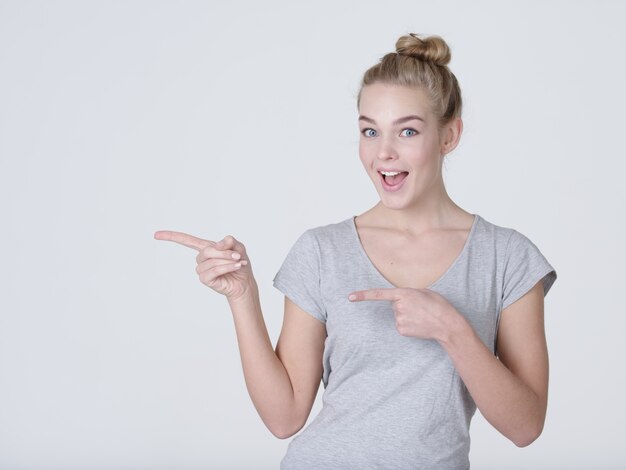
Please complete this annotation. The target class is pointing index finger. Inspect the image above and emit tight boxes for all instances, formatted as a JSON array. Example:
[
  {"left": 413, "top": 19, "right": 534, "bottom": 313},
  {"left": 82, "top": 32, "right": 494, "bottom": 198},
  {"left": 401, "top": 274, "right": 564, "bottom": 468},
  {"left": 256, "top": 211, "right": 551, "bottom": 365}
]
[
  {"left": 348, "top": 288, "right": 402, "bottom": 302},
  {"left": 154, "top": 230, "right": 209, "bottom": 251}
]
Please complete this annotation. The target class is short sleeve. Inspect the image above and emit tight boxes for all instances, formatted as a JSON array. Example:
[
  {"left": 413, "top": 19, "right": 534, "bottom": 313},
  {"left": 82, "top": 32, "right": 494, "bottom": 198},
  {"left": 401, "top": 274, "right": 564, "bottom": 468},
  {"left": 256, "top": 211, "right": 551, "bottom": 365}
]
[
  {"left": 501, "top": 229, "right": 557, "bottom": 311},
  {"left": 272, "top": 229, "right": 327, "bottom": 324}
]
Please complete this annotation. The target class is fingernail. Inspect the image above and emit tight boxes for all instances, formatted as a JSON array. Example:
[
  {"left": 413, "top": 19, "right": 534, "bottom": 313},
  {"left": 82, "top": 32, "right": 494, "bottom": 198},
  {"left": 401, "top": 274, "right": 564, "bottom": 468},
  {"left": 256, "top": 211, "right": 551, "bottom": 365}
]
[
  {"left": 348, "top": 294, "right": 356, "bottom": 301},
  {"left": 231, "top": 252, "right": 241, "bottom": 260}
]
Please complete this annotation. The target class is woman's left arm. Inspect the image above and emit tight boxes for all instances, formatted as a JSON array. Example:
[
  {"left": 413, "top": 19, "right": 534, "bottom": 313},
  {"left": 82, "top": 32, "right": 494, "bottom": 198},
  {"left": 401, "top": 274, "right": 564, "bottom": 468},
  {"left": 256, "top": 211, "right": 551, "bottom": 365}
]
[
  {"left": 348, "top": 279, "right": 549, "bottom": 447},
  {"left": 440, "top": 280, "right": 548, "bottom": 447}
]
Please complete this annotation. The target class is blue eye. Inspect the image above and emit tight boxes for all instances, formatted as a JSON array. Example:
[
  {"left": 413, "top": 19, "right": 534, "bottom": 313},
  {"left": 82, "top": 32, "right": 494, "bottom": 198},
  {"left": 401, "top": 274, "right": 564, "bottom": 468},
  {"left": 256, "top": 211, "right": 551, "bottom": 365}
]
[
  {"left": 401, "top": 128, "right": 418, "bottom": 137},
  {"left": 361, "top": 128, "right": 377, "bottom": 137}
]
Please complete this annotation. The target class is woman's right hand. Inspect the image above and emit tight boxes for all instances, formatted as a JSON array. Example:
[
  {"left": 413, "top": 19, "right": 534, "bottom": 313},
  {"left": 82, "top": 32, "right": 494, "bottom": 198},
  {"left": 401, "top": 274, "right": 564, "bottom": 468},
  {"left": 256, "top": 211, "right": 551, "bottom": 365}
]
[{"left": 154, "top": 230, "right": 254, "bottom": 301}]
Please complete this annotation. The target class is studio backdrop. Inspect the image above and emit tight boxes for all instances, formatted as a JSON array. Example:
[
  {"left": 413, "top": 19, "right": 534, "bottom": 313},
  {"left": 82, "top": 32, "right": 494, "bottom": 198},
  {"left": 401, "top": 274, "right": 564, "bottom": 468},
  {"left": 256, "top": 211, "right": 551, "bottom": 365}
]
[{"left": 0, "top": 1, "right": 624, "bottom": 469}]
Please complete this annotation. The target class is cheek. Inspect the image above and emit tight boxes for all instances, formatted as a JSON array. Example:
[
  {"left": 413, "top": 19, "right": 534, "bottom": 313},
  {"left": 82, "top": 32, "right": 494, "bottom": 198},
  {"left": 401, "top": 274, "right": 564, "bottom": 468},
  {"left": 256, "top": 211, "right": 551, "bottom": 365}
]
[{"left": 407, "top": 139, "right": 441, "bottom": 166}]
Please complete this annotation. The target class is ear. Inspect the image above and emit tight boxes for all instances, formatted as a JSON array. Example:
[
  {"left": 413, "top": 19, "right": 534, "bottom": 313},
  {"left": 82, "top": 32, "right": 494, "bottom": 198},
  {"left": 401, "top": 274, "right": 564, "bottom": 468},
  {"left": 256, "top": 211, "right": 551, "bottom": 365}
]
[{"left": 439, "top": 117, "right": 463, "bottom": 156}]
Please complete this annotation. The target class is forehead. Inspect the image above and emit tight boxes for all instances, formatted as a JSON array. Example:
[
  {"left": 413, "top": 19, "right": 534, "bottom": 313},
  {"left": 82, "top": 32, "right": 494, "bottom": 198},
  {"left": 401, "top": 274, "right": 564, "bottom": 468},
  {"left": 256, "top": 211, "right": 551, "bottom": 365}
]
[{"left": 358, "top": 83, "right": 433, "bottom": 121}]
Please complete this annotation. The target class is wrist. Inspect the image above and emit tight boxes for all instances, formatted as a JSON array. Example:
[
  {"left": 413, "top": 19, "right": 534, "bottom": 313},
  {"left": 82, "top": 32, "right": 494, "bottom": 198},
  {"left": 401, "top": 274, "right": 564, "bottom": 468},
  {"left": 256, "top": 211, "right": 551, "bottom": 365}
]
[
  {"left": 437, "top": 310, "right": 474, "bottom": 350},
  {"left": 227, "top": 281, "right": 258, "bottom": 306}
]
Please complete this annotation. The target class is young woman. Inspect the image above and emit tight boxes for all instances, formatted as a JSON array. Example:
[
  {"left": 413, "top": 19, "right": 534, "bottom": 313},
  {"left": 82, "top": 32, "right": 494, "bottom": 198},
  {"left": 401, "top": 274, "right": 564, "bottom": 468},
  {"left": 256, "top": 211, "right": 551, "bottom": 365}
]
[{"left": 155, "top": 33, "right": 557, "bottom": 469}]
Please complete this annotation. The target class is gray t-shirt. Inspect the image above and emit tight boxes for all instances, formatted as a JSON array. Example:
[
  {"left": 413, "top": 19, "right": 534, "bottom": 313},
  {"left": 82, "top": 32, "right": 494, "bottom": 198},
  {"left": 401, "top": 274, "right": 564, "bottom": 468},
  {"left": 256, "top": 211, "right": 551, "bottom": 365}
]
[{"left": 272, "top": 213, "right": 557, "bottom": 469}]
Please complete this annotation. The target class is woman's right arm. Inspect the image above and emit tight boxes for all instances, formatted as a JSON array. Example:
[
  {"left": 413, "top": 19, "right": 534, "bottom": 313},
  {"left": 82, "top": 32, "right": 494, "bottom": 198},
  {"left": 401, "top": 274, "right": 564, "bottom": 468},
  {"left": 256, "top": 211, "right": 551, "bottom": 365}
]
[
  {"left": 154, "top": 230, "right": 326, "bottom": 439},
  {"left": 228, "top": 282, "right": 326, "bottom": 439}
]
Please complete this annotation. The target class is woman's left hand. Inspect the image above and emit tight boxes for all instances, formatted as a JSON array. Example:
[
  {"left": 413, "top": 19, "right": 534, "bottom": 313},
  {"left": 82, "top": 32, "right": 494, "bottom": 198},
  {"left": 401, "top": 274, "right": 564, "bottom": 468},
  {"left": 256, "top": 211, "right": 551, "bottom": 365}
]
[{"left": 348, "top": 287, "right": 464, "bottom": 342}]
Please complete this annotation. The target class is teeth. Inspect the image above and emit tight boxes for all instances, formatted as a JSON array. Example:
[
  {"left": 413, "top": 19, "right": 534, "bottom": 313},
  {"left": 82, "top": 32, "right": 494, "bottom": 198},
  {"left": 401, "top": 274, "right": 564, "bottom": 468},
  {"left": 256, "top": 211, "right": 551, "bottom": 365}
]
[{"left": 380, "top": 171, "right": 402, "bottom": 176}]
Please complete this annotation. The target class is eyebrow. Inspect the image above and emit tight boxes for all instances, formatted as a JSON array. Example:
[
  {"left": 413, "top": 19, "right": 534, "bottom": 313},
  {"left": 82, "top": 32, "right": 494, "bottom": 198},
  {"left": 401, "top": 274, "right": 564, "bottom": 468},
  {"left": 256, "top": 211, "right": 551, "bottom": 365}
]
[{"left": 358, "top": 114, "right": 425, "bottom": 125}]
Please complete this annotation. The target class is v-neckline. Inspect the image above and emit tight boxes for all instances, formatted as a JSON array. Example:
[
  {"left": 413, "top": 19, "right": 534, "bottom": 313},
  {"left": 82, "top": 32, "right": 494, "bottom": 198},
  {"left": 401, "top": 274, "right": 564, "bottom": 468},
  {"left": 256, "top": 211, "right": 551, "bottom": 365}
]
[{"left": 349, "top": 213, "right": 480, "bottom": 290}]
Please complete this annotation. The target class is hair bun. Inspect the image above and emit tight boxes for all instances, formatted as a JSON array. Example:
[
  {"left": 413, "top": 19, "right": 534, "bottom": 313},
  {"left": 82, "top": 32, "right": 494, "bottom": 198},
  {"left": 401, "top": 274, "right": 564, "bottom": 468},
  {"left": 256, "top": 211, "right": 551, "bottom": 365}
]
[{"left": 395, "top": 33, "right": 451, "bottom": 66}]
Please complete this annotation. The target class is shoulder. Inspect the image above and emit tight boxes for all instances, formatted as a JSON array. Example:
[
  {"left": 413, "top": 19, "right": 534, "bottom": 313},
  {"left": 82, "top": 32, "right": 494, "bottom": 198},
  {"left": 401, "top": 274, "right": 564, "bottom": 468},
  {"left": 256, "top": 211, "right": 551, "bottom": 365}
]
[
  {"left": 482, "top": 215, "right": 558, "bottom": 310},
  {"left": 474, "top": 214, "right": 544, "bottom": 252},
  {"left": 301, "top": 216, "right": 354, "bottom": 247},
  {"left": 280, "top": 216, "right": 353, "bottom": 263},
  {"left": 470, "top": 214, "right": 519, "bottom": 255},
  {"left": 482, "top": 216, "right": 549, "bottom": 261},
  {"left": 474, "top": 218, "right": 549, "bottom": 275}
]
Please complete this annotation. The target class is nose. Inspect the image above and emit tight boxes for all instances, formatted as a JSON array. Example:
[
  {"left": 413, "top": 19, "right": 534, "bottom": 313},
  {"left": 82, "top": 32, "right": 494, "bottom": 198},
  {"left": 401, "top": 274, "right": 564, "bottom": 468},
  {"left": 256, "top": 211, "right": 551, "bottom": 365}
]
[{"left": 377, "top": 135, "right": 398, "bottom": 161}]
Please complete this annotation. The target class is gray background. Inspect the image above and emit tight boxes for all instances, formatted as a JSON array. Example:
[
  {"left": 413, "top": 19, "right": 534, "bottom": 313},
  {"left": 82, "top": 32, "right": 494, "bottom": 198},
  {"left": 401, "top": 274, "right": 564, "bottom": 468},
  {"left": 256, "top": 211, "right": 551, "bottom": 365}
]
[{"left": 1, "top": 1, "right": 624, "bottom": 468}]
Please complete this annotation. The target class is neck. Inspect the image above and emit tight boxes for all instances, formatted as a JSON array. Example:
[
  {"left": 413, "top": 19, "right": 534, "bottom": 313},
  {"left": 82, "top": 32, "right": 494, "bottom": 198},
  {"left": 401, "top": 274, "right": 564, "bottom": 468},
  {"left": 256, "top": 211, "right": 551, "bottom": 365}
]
[{"left": 366, "top": 185, "right": 469, "bottom": 236}]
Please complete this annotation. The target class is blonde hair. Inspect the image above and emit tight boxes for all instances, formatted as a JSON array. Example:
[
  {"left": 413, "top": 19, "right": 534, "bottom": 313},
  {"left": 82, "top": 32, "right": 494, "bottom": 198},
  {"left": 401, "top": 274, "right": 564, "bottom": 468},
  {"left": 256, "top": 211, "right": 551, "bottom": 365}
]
[{"left": 357, "top": 33, "right": 463, "bottom": 129}]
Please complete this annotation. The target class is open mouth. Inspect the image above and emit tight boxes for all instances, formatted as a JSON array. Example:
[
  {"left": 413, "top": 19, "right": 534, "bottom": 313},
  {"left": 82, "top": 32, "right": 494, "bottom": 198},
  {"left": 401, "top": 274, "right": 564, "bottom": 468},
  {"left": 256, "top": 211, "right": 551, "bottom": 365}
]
[{"left": 379, "top": 171, "right": 409, "bottom": 187}]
